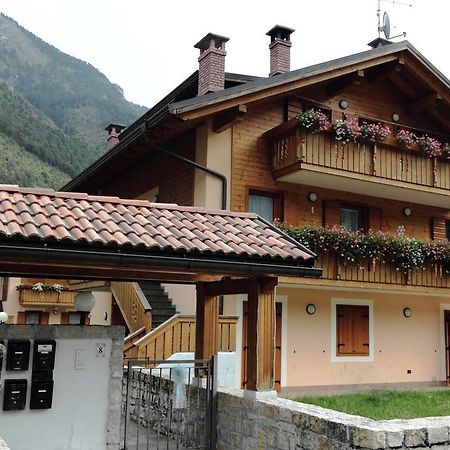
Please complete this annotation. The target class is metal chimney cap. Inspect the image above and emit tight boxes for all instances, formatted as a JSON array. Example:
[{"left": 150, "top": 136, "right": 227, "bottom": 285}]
[
  {"left": 194, "top": 33, "right": 230, "bottom": 51},
  {"left": 266, "top": 25, "right": 295, "bottom": 41}
]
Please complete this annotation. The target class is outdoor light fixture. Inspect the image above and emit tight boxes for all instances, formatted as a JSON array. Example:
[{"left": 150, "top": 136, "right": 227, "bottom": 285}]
[
  {"left": 74, "top": 292, "right": 95, "bottom": 313},
  {"left": 391, "top": 112, "right": 400, "bottom": 122},
  {"left": 0, "top": 311, "right": 8, "bottom": 324},
  {"left": 308, "top": 192, "right": 318, "bottom": 202},
  {"left": 403, "top": 207, "right": 412, "bottom": 217},
  {"left": 306, "top": 303, "right": 316, "bottom": 315},
  {"left": 403, "top": 307, "right": 412, "bottom": 318},
  {"left": 339, "top": 99, "right": 348, "bottom": 110}
]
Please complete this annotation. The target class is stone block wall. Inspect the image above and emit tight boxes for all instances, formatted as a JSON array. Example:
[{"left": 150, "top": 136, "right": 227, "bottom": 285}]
[{"left": 216, "top": 389, "right": 450, "bottom": 450}]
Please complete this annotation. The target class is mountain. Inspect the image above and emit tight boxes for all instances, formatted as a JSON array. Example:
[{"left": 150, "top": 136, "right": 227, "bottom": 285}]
[{"left": 0, "top": 13, "right": 146, "bottom": 188}]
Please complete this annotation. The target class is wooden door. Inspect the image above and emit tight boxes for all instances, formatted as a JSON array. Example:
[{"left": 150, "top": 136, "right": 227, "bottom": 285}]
[
  {"left": 445, "top": 311, "right": 450, "bottom": 385},
  {"left": 241, "top": 301, "right": 282, "bottom": 391}
]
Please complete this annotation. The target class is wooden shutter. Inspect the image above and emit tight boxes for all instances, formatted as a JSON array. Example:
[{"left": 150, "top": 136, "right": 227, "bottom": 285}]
[
  {"left": 39, "top": 312, "right": 50, "bottom": 325},
  {"left": 369, "top": 208, "right": 382, "bottom": 231},
  {"left": 324, "top": 201, "right": 340, "bottom": 228},
  {"left": 60, "top": 312, "right": 70, "bottom": 325},
  {"left": 432, "top": 217, "right": 446, "bottom": 240},
  {"left": 336, "top": 305, "right": 369, "bottom": 356},
  {"left": 17, "top": 311, "right": 26, "bottom": 324}
]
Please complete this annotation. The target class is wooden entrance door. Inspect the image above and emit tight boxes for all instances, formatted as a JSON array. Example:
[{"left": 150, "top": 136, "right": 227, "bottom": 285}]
[
  {"left": 445, "top": 311, "right": 450, "bottom": 385},
  {"left": 242, "top": 301, "right": 282, "bottom": 391}
]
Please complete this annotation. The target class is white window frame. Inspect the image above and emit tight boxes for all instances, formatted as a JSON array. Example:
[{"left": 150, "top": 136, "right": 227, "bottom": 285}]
[{"left": 331, "top": 298, "right": 374, "bottom": 363}]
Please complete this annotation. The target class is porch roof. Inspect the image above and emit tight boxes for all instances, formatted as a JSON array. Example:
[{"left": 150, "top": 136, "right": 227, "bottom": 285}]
[{"left": 0, "top": 185, "right": 319, "bottom": 281}]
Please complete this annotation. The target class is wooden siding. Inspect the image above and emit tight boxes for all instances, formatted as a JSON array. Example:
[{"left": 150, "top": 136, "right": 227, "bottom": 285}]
[{"left": 102, "top": 132, "right": 196, "bottom": 206}]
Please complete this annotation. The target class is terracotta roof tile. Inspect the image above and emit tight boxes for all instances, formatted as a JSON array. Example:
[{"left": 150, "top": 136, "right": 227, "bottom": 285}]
[{"left": 0, "top": 185, "right": 315, "bottom": 265}]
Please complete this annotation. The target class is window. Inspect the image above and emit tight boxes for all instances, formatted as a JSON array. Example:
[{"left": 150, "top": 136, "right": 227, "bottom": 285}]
[
  {"left": 331, "top": 299, "right": 374, "bottom": 362},
  {"left": 340, "top": 208, "right": 359, "bottom": 232},
  {"left": 249, "top": 194, "right": 274, "bottom": 221},
  {"left": 25, "top": 311, "right": 40, "bottom": 325},
  {"left": 248, "top": 191, "right": 283, "bottom": 222},
  {"left": 336, "top": 305, "right": 369, "bottom": 356}
]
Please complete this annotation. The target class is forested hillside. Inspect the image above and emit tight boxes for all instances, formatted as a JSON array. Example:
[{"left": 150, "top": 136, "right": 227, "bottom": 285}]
[{"left": 0, "top": 13, "right": 146, "bottom": 188}]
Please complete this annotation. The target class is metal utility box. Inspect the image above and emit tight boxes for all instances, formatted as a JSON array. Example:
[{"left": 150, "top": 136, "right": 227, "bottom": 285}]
[
  {"left": 3, "top": 379, "right": 27, "bottom": 411},
  {"left": 6, "top": 340, "right": 30, "bottom": 371},
  {"left": 32, "top": 340, "right": 56, "bottom": 372},
  {"left": 30, "top": 380, "right": 54, "bottom": 410}
]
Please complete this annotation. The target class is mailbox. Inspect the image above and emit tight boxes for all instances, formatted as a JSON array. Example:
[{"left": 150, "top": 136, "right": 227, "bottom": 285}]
[
  {"left": 3, "top": 379, "right": 27, "bottom": 411},
  {"left": 30, "top": 380, "right": 54, "bottom": 410},
  {"left": 6, "top": 340, "right": 30, "bottom": 371},
  {"left": 33, "top": 340, "right": 56, "bottom": 371}
]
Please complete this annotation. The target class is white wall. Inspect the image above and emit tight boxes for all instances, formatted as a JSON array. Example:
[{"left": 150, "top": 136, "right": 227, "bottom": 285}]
[{"left": 0, "top": 337, "right": 113, "bottom": 450}]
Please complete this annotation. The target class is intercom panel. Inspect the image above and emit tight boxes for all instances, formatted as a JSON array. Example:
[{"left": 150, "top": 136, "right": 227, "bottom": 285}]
[
  {"left": 6, "top": 340, "right": 30, "bottom": 371},
  {"left": 30, "top": 380, "right": 54, "bottom": 410},
  {"left": 3, "top": 379, "right": 27, "bottom": 411},
  {"left": 33, "top": 339, "right": 56, "bottom": 372}
]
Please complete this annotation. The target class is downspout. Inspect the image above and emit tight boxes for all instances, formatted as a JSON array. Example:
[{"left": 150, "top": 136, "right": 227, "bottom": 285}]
[{"left": 152, "top": 145, "right": 228, "bottom": 210}]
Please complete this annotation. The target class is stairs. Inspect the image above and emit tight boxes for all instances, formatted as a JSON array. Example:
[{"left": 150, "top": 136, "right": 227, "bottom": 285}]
[{"left": 139, "top": 281, "right": 177, "bottom": 329}]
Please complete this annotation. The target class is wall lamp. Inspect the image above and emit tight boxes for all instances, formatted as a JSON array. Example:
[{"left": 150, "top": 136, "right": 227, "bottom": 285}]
[
  {"left": 339, "top": 99, "right": 349, "bottom": 110},
  {"left": 403, "top": 307, "right": 412, "bottom": 318},
  {"left": 0, "top": 311, "right": 8, "bottom": 324},
  {"left": 306, "top": 304, "right": 316, "bottom": 315},
  {"left": 403, "top": 207, "right": 412, "bottom": 217}
]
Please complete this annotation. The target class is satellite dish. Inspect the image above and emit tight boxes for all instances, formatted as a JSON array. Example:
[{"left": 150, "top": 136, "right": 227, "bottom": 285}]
[{"left": 382, "top": 12, "right": 391, "bottom": 39}]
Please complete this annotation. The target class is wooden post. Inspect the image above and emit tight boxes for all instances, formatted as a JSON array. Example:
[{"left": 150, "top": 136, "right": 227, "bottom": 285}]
[
  {"left": 195, "top": 282, "right": 219, "bottom": 360},
  {"left": 246, "top": 277, "right": 278, "bottom": 391}
]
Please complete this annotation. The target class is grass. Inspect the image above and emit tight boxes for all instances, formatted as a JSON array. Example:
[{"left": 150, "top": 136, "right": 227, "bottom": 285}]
[{"left": 294, "top": 390, "right": 450, "bottom": 420}]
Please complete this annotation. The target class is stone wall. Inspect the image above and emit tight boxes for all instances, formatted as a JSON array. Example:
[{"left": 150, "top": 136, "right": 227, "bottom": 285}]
[
  {"left": 216, "top": 389, "right": 450, "bottom": 450},
  {"left": 123, "top": 367, "right": 208, "bottom": 447}
]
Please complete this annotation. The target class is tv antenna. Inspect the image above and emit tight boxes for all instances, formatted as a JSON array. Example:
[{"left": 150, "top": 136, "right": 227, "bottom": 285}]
[{"left": 377, "top": 0, "right": 411, "bottom": 40}]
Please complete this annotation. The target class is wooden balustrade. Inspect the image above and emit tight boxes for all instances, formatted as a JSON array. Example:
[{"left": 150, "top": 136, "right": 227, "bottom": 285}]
[
  {"left": 135, "top": 314, "right": 238, "bottom": 361},
  {"left": 271, "top": 127, "right": 450, "bottom": 191},
  {"left": 317, "top": 252, "right": 450, "bottom": 288},
  {"left": 111, "top": 281, "right": 152, "bottom": 334},
  {"left": 19, "top": 289, "right": 75, "bottom": 306}
]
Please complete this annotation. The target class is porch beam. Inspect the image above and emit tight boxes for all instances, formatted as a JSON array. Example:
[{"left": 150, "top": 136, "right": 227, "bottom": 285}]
[
  {"left": 195, "top": 282, "right": 219, "bottom": 360},
  {"left": 202, "top": 277, "right": 253, "bottom": 296}
]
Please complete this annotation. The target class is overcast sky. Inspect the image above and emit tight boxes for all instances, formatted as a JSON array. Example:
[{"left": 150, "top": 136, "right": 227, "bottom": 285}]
[{"left": 0, "top": 1, "right": 448, "bottom": 108}]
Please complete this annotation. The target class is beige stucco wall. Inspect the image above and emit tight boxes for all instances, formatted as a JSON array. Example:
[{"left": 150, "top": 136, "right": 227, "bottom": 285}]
[
  {"left": 162, "top": 284, "right": 196, "bottom": 315},
  {"left": 194, "top": 121, "right": 232, "bottom": 209},
  {"left": 277, "top": 286, "right": 448, "bottom": 387},
  {"left": 2, "top": 277, "right": 21, "bottom": 322}
]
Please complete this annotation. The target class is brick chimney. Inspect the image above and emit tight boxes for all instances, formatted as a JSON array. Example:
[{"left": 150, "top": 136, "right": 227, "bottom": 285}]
[
  {"left": 105, "top": 123, "right": 126, "bottom": 151},
  {"left": 266, "top": 25, "right": 295, "bottom": 76},
  {"left": 194, "top": 33, "right": 229, "bottom": 96}
]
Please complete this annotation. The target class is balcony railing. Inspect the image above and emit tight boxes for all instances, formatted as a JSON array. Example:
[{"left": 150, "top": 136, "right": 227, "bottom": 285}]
[
  {"left": 19, "top": 288, "right": 75, "bottom": 306},
  {"left": 317, "top": 252, "right": 450, "bottom": 288},
  {"left": 270, "top": 125, "right": 450, "bottom": 190}
]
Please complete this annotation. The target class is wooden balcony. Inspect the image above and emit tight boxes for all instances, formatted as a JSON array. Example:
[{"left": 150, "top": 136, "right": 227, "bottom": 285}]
[
  {"left": 19, "top": 288, "right": 75, "bottom": 306},
  {"left": 267, "top": 120, "right": 450, "bottom": 207},
  {"left": 316, "top": 252, "right": 450, "bottom": 289}
]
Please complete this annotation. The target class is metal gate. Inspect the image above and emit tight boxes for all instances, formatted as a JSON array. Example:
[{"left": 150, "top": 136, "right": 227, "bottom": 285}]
[{"left": 121, "top": 357, "right": 217, "bottom": 450}]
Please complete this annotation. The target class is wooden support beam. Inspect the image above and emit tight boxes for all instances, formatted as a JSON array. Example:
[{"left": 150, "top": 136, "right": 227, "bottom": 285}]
[
  {"left": 407, "top": 92, "right": 442, "bottom": 112},
  {"left": 195, "top": 282, "right": 219, "bottom": 360},
  {"left": 324, "top": 70, "right": 365, "bottom": 98},
  {"left": 213, "top": 104, "right": 247, "bottom": 133},
  {"left": 202, "top": 277, "right": 253, "bottom": 297},
  {"left": 246, "top": 277, "right": 278, "bottom": 391},
  {"left": 365, "top": 59, "right": 404, "bottom": 83}
]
